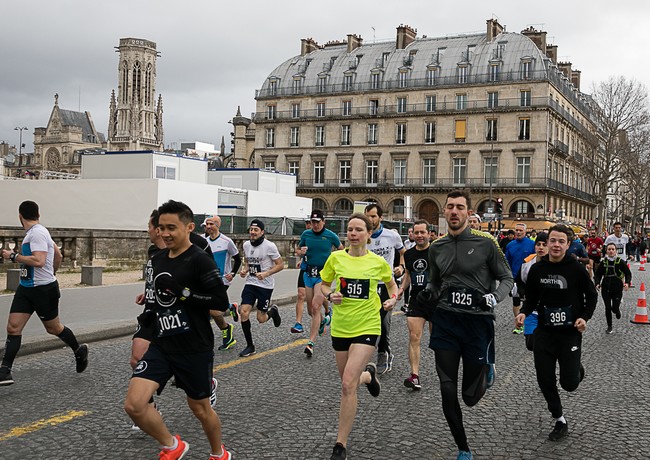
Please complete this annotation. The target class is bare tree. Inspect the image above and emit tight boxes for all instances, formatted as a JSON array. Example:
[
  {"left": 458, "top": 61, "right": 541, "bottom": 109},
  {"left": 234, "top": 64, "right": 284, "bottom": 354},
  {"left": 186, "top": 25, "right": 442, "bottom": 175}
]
[{"left": 586, "top": 76, "right": 650, "bottom": 230}]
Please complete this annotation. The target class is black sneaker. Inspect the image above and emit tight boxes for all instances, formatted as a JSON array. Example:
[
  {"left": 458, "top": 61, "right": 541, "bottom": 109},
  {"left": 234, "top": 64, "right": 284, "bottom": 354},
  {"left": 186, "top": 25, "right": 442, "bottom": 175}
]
[
  {"left": 615, "top": 308, "right": 621, "bottom": 320},
  {"left": 0, "top": 366, "right": 14, "bottom": 386},
  {"left": 239, "top": 345, "right": 256, "bottom": 357},
  {"left": 75, "top": 344, "right": 89, "bottom": 373},
  {"left": 218, "top": 323, "right": 236, "bottom": 350},
  {"left": 268, "top": 304, "right": 281, "bottom": 327},
  {"left": 606, "top": 327, "right": 613, "bottom": 334},
  {"left": 229, "top": 303, "right": 240, "bottom": 322},
  {"left": 548, "top": 420, "right": 568, "bottom": 441},
  {"left": 330, "top": 442, "right": 347, "bottom": 460},
  {"left": 365, "top": 363, "right": 381, "bottom": 397}
]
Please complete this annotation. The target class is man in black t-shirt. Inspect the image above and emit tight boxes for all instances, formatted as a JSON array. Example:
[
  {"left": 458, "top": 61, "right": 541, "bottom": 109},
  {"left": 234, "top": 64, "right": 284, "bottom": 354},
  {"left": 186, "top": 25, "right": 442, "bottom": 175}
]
[{"left": 124, "top": 200, "right": 232, "bottom": 460}]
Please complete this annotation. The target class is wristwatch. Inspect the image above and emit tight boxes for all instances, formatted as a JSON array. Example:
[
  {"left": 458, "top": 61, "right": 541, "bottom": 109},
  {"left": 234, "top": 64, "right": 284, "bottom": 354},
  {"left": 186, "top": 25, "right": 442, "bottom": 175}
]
[
  {"left": 180, "top": 288, "right": 191, "bottom": 301},
  {"left": 326, "top": 292, "right": 332, "bottom": 302}
]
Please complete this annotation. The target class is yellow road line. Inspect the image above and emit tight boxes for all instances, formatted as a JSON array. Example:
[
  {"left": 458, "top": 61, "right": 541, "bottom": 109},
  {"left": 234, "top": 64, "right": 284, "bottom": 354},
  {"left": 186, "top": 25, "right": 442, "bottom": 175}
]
[
  {"left": 0, "top": 410, "right": 90, "bottom": 442},
  {"left": 214, "top": 339, "right": 309, "bottom": 371}
]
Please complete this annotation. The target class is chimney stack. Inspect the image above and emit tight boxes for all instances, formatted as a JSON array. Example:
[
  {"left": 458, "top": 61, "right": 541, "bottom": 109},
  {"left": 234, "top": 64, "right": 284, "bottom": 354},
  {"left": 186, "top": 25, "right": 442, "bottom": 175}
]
[
  {"left": 396, "top": 24, "right": 417, "bottom": 49},
  {"left": 486, "top": 18, "right": 504, "bottom": 42},
  {"left": 521, "top": 26, "right": 547, "bottom": 52},
  {"left": 545, "top": 44, "right": 558, "bottom": 64},
  {"left": 300, "top": 37, "right": 319, "bottom": 56},
  {"left": 347, "top": 34, "right": 363, "bottom": 53},
  {"left": 558, "top": 61, "right": 573, "bottom": 80},
  {"left": 571, "top": 69, "right": 581, "bottom": 90}
]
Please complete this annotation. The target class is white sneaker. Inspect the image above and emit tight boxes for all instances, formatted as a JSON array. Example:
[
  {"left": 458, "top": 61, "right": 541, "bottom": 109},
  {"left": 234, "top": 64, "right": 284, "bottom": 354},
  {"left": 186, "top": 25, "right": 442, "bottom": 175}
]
[{"left": 210, "top": 377, "right": 218, "bottom": 407}]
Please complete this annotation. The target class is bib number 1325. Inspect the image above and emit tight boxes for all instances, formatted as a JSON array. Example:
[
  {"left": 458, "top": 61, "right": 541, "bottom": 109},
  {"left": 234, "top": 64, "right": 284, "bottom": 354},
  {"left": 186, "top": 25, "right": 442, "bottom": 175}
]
[{"left": 450, "top": 291, "right": 473, "bottom": 307}]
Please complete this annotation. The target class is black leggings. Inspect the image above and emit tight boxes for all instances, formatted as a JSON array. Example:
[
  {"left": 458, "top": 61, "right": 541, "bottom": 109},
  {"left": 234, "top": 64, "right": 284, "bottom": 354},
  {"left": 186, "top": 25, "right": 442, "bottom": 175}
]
[
  {"left": 601, "top": 285, "right": 623, "bottom": 328},
  {"left": 434, "top": 349, "right": 489, "bottom": 452}
]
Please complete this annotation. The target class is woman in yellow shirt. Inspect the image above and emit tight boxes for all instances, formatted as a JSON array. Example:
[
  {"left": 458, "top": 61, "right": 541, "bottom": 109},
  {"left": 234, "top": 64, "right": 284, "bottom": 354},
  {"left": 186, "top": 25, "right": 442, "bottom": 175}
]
[{"left": 320, "top": 213, "right": 398, "bottom": 460}]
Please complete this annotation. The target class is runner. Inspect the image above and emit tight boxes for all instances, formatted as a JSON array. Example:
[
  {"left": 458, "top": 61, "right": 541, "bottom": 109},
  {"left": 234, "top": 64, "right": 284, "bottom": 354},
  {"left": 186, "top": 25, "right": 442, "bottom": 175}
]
[
  {"left": 291, "top": 219, "right": 312, "bottom": 334},
  {"left": 505, "top": 223, "right": 535, "bottom": 334},
  {"left": 364, "top": 203, "right": 405, "bottom": 375},
  {"left": 397, "top": 219, "right": 431, "bottom": 390},
  {"left": 419, "top": 190, "right": 513, "bottom": 460},
  {"left": 604, "top": 222, "right": 631, "bottom": 261},
  {"left": 515, "top": 224, "right": 597, "bottom": 442},
  {"left": 468, "top": 214, "right": 481, "bottom": 231},
  {"left": 319, "top": 213, "right": 397, "bottom": 460},
  {"left": 585, "top": 228, "right": 604, "bottom": 279},
  {"left": 237, "top": 219, "right": 284, "bottom": 357},
  {"left": 298, "top": 210, "right": 343, "bottom": 357},
  {"left": 204, "top": 215, "right": 242, "bottom": 351},
  {"left": 594, "top": 242, "right": 631, "bottom": 334},
  {"left": 123, "top": 200, "right": 231, "bottom": 460},
  {"left": 0, "top": 200, "right": 88, "bottom": 386},
  {"left": 401, "top": 225, "right": 416, "bottom": 311}
]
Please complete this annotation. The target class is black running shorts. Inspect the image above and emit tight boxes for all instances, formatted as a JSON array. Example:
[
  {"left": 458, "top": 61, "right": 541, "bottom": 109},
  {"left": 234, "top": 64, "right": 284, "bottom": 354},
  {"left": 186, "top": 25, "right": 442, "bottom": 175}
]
[
  {"left": 10, "top": 281, "right": 61, "bottom": 321},
  {"left": 429, "top": 308, "right": 495, "bottom": 365},
  {"left": 297, "top": 269, "right": 305, "bottom": 288},
  {"left": 331, "top": 334, "right": 379, "bottom": 352},
  {"left": 240, "top": 284, "right": 273, "bottom": 312}
]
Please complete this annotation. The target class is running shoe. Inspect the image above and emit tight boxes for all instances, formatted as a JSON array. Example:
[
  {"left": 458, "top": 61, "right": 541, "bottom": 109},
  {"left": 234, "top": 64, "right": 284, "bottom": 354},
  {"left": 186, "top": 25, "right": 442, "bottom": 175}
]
[
  {"left": 512, "top": 326, "right": 524, "bottom": 335},
  {"left": 210, "top": 378, "right": 218, "bottom": 408},
  {"left": 486, "top": 364, "right": 495, "bottom": 388},
  {"left": 457, "top": 450, "right": 473, "bottom": 460},
  {"left": 304, "top": 341, "right": 314, "bottom": 358},
  {"left": 615, "top": 308, "right": 622, "bottom": 320},
  {"left": 376, "top": 352, "right": 388, "bottom": 375},
  {"left": 0, "top": 366, "right": 14, "bottom": 386},
  {"left": 218, "top": 324, "right": 236, "bottom": 350},
  {"left": 268, "top": 304, "right": 282, "bottom": 327},
  {"left": 208, "top": 444, "right": 232, "bottom": 459},
  {"left": 158, "top": 435, "right": 190, "bottom": 460},
  {"left": 365, "top": 362, "right": 381, "bottom": 397},
  {"left": 330, "top": 442, "right": 347, "bottom": 460},
  {"left": 548, "top": 420, "right": 568, "bottom": 441},
  {"left": 318, "top": 311, "right": 331, "bottom": 336},
  {"left": 404, "top": 374, "right": 421, "bottom": 391},
  {"left": 75, "top": 344, "right": 89, "bottom": 373},
  {"left": 239, "top": 345, "right": 256, "bottom": 357},
  {"left": 606, "top": 327, "right": 613, "bottom": 334},
  {"left": 229, "top": 303, "right": 239, "bottom": 322},
  {"left": 400, "top": 304, "right": 408, "bottom": 314},
  {"left": 290, "top": 322, "right": 304, "bottom": 333}
]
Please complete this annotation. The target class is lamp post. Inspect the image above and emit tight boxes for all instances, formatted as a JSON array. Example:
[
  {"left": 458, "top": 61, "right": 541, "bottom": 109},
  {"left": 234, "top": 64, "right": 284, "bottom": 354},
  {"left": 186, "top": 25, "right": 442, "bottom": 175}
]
[{"left": 14, "top": 126, "right": 28, "bottom": 178}]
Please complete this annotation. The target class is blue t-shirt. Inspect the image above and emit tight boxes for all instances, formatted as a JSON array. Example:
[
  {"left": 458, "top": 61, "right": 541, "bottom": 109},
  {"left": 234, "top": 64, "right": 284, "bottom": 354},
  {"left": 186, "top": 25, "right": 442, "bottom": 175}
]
[
  {"left": 567, "top": 240, "right": 588, "bottom": 258},
  {"left": 505, "top": 237, "right": 535, "bottom": 278},
  {"left": 299, "top": 228, "right": 341, "bottom": 269}
]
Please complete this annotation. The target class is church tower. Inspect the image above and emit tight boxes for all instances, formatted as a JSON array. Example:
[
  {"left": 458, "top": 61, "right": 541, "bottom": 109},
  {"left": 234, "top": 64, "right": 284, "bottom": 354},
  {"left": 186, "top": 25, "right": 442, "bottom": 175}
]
[{"left": 107, "top": 38, "right": 163, "bottom": 151}]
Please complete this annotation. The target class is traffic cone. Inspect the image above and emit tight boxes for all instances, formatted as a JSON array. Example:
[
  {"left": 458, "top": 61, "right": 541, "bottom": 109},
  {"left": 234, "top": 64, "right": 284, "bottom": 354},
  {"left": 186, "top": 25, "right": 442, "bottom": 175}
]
[
  {"left": 639, "top": 256, "right": 646, "bottom": 271},
  {"left": 631, "top": 282, "right": 650, "bottom": 324}
]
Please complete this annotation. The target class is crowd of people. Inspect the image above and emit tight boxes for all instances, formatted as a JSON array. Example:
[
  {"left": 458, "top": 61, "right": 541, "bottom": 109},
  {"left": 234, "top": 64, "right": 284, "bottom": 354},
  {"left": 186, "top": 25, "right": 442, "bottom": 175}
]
[{"left": 0, "top": 197, "right": 642, "bottom": 460}]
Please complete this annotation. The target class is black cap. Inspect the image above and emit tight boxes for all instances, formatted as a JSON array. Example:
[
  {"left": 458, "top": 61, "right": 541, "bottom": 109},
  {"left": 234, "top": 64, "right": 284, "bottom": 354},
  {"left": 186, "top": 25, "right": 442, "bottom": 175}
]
[
  {"left": 249, "top": 219, "right": 265, "bottom": 231},
  {"left": 310, "top": 209, "right": 324, "bottom": 222}
]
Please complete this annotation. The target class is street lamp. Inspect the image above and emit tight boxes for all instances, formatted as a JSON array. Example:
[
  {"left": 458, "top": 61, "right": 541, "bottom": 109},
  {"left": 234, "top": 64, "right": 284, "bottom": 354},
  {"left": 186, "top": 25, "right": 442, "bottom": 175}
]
[{"left": 14, "top": 126, "right": 28, "bottom": 178}]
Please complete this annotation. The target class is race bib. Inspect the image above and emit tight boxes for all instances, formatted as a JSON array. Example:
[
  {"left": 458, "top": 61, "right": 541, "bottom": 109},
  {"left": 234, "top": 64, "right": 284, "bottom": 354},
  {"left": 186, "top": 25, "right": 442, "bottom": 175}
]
[
  {"left": 156, "top": 307, "right": 191, "bottom": 337},
  {"left": 543, "top": 305, "right": 573, "bottom": 327},
  {"left": 19, "top": 264, "right": 32, "bottom": 281},
  {"left": 617, "top": 246, "right": 624, "bottom": 255},
  {"left": 448, "top": 286, "right": 479, "bottom": 310},
  {"left": 248, "top": 264, "right": 262, "bottom": 275},
  {"left": 306, "top": 265, "right": 320, "bottom": 278},
  {"left": 413, "top": 271, "right": 428, "bottom": 287},
  {"left": 340, "top": 278, "right": 370, "bottom": 299}
]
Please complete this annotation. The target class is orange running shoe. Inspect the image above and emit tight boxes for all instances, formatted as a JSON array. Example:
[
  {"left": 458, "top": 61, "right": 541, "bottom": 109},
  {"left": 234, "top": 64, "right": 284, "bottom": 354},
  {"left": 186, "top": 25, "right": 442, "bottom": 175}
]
[
  {"left": 158, "top": 435, "right": 189, "bottom": 459},
  {"left": 208, "top": 444, "right": 232, "bottom": 459}
]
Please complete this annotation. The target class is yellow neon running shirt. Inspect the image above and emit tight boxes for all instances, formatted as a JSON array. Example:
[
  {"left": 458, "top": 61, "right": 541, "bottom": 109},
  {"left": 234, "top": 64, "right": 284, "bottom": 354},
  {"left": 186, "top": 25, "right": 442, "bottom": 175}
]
[{"left": 320, "top": 250, "right": 393, "bottom": 338}]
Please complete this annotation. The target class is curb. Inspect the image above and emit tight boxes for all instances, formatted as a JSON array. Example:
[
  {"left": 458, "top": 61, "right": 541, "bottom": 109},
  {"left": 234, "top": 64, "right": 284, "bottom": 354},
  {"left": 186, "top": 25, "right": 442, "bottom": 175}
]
[{"left": 5, "top": 294, "right": 299, "bottom": 358}]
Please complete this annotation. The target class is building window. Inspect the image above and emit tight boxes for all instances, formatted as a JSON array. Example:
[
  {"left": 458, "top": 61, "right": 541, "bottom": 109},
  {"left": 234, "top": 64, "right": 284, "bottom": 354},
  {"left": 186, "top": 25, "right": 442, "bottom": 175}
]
[
  {"left": 366, "top": 159, "right": 378, "bottom": 185},
  {"left": 398, "top": 70, "right": 409, "bottom": 88},
  {"left": 313, "top": 198, "right": 328, "bottom": 212},
  {"left": 266, "top": 105, "right": 276, "bottom": 120},
  {"left": 458, "top": 65, "right": 468, "bottom": 84},
  {"left": 318, "top": 76, "right": 327, "bottom": 92},
  {"left": 369, "top": 99, "right": 379, "bottom": 115},
  {"left": 517, "top": 156, "right": 531, "bottom": 184},
  {"left": 155, "top": 166, "right": 176, "bottom": 180},
  {"left": 291, "top": 103, "right": 300, "bottom": 118},
  {"left": 341, "top": 125, "right": 351, "bottom": 145},
  {"left": 454, "top": 119, "right": 466, "bottom": 143},
  {"left": 315, "top": 126, "right": 325, "bottom": 146},
  {"left": 423, "top": 158, "right": 436, "bottom": 185},
  {"left": 339, "top": 160, "right": 351, "bottom": 184},
  {"left": 393, "top": 198, "right": 405, "bottom": 214},
  {"left": 425, "top": 122, "right": 435, "bottom": 143},
  {"left": 292, "top": 78, "right": 302, "bottom": 95},
  {"left": 266, "top": 128, "right": 275, "bottom": 147},
  {"left": 426, "top": 95, "right": 437, "bottom": 112},
  {"left": 290, "top": 127, "right": 300, "bottom": 147},
  {"left": 317, "top": 102, "right": 326, "bottom": 117},
  {"left": 264, "top": 160, "right": 276, "bottom": 171},
  {"left": 396, "top": 123, "right": 407, "bottom": 144},
  {"left": 426, "top": 68, "right": 438, "bottom": 85},
  {"left": 484, "top": 157, "right": 497, "bottom": 184},
  {"left": 453, "top": 158, "right": 467, "bottom": 185},
  {"left": 288, "top": 160, "right": 300, "bottom": 178},
  {"left": 342, "top": 100, "right": 352, "bottom": 116},
  {"left": 487, "top": 91, "right": 498, "bottom": 109},
  {"left": 489, "top": 64, "right": 500, "bottom": 82},
  {"left": 486, "top": 118, "right": 498, "bottom": 141},
  {"left": 343, "top": 74, "right": 354, "bottom": 91},
  {"left": 269, "top": 80, "right": 278, "bottom": 96},
  {"left": 368, "top": 123, "right": 378, "bottom": 145},
  {"left": 521, "top": 61, "right": 531, "bottom": 80},
  {"left": 370, "top": 72, "right": 381, "bottom": 90},
  {"left": 397, "top": 97, "right": 407, "bottom": 113},
  {"left": 519, "top": 118, "right": 531, "bottom": 140},
  {"left": 520, "top": 90, "right": 531, "bottom": 107},
  {"left": 394, "top": 159, "right": 407, "bottom": 185},
  {"left": 335, "top": 198, "right": 353, "bottom": 213},
  {"left": 456, "top": 93, "right": 467, "bottom": 110},
  {"left": 313, "top": 160, "right": 325, "bottom": 185}
]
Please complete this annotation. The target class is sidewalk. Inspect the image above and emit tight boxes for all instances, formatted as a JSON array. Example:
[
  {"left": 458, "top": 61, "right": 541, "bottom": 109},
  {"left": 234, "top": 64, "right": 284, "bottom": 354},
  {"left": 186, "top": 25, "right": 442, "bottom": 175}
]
[{"left": 0, "top": 269, "right": 300, "bottom": 357}]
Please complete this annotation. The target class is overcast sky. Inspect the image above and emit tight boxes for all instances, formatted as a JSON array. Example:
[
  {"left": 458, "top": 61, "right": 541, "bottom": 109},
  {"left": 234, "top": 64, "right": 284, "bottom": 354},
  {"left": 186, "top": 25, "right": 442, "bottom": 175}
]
[{"left": 1, "top": 0, "right": 648, "bottom": 152}]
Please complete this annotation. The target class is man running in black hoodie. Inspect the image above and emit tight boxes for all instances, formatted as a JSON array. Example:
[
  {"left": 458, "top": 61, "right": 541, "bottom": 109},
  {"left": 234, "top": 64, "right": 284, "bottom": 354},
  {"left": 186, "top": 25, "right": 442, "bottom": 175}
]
[{"left": 515, "top": 224, "right": 597, "bottom": 442}]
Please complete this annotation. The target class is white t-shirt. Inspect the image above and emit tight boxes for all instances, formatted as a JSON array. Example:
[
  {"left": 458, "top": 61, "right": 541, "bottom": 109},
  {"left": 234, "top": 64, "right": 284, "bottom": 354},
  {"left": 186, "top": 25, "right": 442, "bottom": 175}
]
[
  {"left": 368, "top": 227, "right": 404, "bottom": 285},
  {"left": 20, "top": 224, "right": 56, "bottom": 287},
  {"left": 403, "top": 238, "right": 416, "bottom": 250},
  {"left": 204, "top": 233, "right": 239, "bottom": 286},
  {"left": 242, "top": 238, "right": 281, "bottom": 289},
  {"left": 604, "top": 233, "right": 630, "bottom": 260}
]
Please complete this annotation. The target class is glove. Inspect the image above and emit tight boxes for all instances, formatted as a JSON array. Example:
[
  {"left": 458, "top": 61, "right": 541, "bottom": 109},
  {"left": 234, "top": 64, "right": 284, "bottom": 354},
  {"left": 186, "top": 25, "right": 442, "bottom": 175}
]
[
  {"left": 155, "top": 274, "right": 190, "bottom": 300},
  {"left": 137, "top": 309, "right": 156, "bottom": 328},
  {"left": 479, "top": 293, "right": 498, "bottom": 311},
  {"left": 415, "top": 287, "right": 435, "bottom": 307}
]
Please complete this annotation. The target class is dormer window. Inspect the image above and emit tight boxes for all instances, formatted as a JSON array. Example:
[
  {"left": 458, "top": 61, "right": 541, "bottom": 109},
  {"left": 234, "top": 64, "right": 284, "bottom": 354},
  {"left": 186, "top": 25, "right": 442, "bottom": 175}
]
[
  {"left": 398, "top": 69, "right": 410, "bottom": 88},
  {"left": 343, "top": 73, "right": 355, "bottom": 91},
  {"left": 292, "top": 76, "right": 303, "bottom": 95},
  {"left": 458, "top": 65, "right": 468, "bottom": 84}
]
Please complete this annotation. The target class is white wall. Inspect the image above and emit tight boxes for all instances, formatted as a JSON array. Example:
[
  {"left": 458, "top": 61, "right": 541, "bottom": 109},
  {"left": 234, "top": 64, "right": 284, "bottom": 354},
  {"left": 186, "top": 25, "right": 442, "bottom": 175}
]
[
  {"left": 246, "top": 190, "right": 311, "bottom": 219},
  {"left": 208, "top": 169, "right": 297, "bottom": 195}
]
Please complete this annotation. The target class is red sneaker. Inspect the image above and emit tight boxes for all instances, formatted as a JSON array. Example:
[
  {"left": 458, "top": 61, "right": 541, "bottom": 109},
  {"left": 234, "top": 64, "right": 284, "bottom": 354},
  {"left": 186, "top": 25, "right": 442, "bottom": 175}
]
[
  {"left": 208, "top": 444, "right": 232, "bottom": 459},
  {"left": 159, "top": 435, "right": 189, "bottom": 460}
]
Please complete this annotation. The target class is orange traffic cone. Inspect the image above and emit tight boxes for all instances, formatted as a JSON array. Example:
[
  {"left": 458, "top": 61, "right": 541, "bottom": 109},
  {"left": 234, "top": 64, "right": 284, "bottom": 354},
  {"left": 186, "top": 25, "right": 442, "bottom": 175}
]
[
  {"left": 631, "top": 282, "right": 650, "bottom": 324},
  {"left": 639, "top": 256, "right": 646, "bottom": 271}
]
